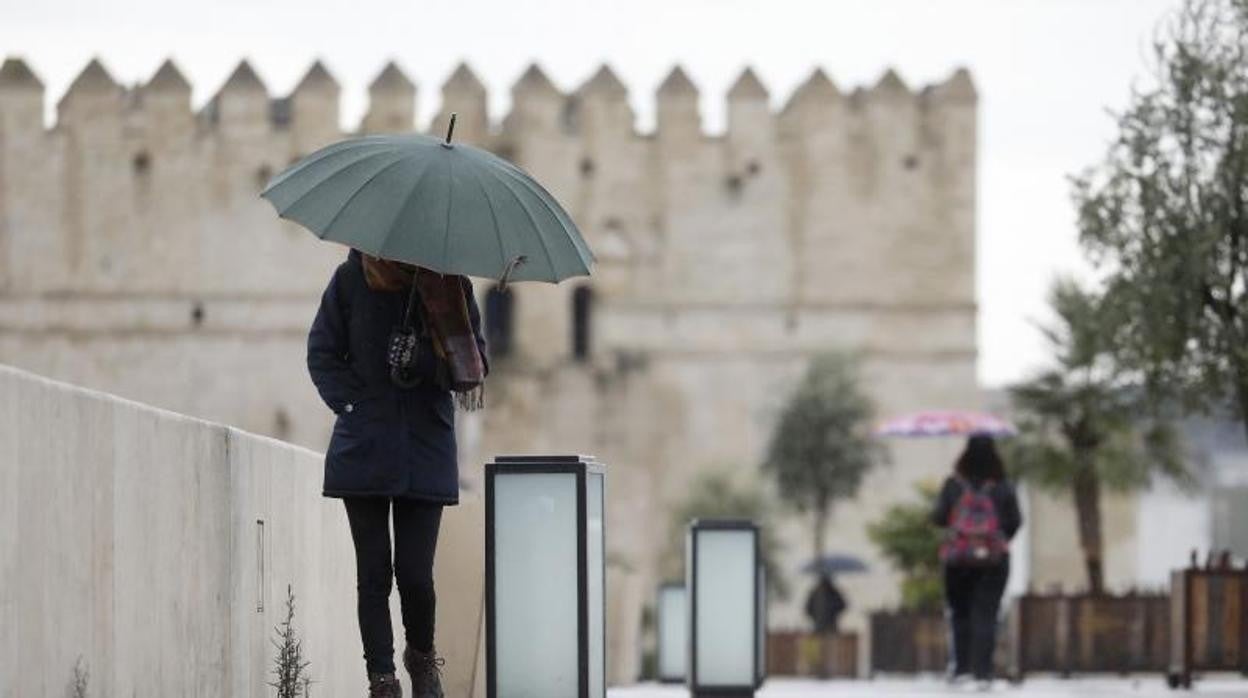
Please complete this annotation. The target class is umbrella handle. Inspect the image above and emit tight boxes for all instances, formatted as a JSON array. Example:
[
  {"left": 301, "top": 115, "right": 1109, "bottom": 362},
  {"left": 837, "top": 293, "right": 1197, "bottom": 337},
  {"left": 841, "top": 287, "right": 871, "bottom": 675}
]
[
  {"left": 497, "top": 255, "right": 527, "bottom": 292},
  {"left": 443, "top": 112, "right": 457, "bottom": 148}
]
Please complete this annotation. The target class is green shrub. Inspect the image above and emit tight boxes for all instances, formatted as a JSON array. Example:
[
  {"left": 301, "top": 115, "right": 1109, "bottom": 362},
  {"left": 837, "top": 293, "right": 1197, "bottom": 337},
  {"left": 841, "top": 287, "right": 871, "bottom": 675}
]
[{"left": 867, "top": 484, "right": 944, "bottom": 612}]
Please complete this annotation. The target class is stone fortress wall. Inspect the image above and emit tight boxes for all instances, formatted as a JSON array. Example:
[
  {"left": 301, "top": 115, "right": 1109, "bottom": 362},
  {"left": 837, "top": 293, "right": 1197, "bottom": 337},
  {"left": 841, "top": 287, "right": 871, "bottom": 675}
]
[{"left": 0, "top": 55, "right": 981, "bottom": 649}]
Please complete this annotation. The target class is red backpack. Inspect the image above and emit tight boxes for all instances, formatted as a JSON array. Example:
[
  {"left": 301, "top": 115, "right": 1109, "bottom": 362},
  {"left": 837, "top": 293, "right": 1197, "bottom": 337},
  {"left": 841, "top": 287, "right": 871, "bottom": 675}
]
[{"left": 939, "top": 477, "right": 1008, "bottom": 566}]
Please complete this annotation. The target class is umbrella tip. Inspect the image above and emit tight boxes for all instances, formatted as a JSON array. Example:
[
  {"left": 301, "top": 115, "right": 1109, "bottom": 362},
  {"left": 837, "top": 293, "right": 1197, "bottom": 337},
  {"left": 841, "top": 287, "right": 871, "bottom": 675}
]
[{"left": 444, "top": 112, "right": 457, "bottom": 147}]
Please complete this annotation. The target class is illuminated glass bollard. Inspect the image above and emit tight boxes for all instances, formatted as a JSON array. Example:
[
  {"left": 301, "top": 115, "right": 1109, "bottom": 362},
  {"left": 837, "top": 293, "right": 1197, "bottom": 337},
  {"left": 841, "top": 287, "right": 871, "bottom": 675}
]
[
  {"left": 687, "top": 519, "right": 766, "bottom": 698},
  {"left": 656, "top": 583, "right": 688, "bottom": 682},
  {"left": 485, "top": 455, "right": 606, "bottom": 698}
]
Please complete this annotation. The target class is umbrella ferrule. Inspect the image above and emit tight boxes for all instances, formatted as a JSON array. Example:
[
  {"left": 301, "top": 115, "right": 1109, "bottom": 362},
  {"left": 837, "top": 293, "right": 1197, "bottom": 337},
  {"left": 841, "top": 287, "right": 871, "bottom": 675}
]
[{"left": 442, "top": 112, "right": 457, "bottom": 148}]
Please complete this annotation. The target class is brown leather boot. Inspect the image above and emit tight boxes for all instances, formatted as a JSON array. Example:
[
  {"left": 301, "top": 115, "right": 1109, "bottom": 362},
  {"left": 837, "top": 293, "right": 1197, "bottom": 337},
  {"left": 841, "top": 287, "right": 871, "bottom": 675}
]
[
  {"left": 368, "top": 671, "right": 402, "bottom": 698},
  {"left": 403, "top": 646, "right": 445, "bottom": 698}
]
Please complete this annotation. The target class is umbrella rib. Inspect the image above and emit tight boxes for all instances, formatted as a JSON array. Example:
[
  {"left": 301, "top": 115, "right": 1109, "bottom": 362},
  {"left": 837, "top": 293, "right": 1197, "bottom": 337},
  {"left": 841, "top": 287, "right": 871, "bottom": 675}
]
[
  {"left": 373, "top": 159, "right": 439, "bottom": 258},
  {"left": 465, "top": 165, "right": 508, "bottom": 279},
  {"left": 268, "top": 148, "right": 402, "bottom": 213},
  {"left": 463, "top": 148, "right": 592, "bottom": 268},
  {"left": 320, "top": 157, "right": 415, "bottom": 240},
  {"left": 486, "top": 164, "right": 594, "bottom": 269},
  {"left": 263, "top": 138, "right": 392, "bottom": 192},
  {"left": 469, "top": 147, "right": 577, "bottom": 233},
  {"left": 464, "top": 147, "right": 592, "bottom": 276},
  {"left": 490, "top": 173, "right": 559, "bottom": 280},
  {"left": 440, "top": 152, "right": 453, "bottom": 272}
]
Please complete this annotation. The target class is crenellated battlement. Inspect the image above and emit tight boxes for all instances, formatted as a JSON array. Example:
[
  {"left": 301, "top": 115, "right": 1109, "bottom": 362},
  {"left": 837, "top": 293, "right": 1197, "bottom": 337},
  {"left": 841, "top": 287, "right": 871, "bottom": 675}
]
[
  {"left": 0, "top": 56, "right": 975, "bottom": 144},
  {"left": 0, "top": 54, "right": 977, "bottom": 336}
]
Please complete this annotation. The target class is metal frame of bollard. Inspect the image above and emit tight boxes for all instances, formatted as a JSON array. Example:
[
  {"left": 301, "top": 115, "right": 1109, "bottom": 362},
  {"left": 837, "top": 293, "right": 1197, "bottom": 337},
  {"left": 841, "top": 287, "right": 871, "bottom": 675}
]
[
  {"left": 687, "top": 518, "right": 766, "bottom": 698},
  {"left": 485, "top": 454, "right": 606, "bottom": 698}
]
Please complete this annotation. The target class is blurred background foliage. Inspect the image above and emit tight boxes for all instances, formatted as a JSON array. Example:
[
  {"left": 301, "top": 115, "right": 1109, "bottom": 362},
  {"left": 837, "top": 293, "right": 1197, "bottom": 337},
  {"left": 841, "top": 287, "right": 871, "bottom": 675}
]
[
  {"left": 659, "top": 467, "right": 790, "bottom": 600},
  {"left": 867, "top": 483, "right": 944, "bottom": 613}
]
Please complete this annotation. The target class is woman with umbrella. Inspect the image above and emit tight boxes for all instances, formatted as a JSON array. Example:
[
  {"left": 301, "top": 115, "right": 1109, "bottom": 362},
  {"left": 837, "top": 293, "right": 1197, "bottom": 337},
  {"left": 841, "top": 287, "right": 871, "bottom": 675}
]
[
  {"left": 875, "top": 412, "right": 1022, "bottom": 689},
  {"left": 307, "top": 251, "right": 486, "bottom": 697},
  {"left": 930, "top": 434, "right": 1022, "bottom": 689},
  {"left": 265, "top": 118, "right": 594, "bottom": 698}
]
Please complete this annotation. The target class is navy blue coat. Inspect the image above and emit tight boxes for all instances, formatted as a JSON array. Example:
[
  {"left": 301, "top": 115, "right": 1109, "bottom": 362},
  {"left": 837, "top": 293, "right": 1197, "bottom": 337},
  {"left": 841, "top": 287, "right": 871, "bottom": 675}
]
[{"left": 307, "top": 250, "right": 487, "bottom": 504}]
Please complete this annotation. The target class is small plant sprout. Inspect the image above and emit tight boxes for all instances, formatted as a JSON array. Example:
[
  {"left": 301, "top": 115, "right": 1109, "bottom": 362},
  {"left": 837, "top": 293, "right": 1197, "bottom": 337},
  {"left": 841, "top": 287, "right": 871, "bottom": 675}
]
[
  {"left": 269, "top": 584, "right": 313, "bottom": 698},
  {"left": 69, "top": 655, "right": 88, "bottom": 698}
]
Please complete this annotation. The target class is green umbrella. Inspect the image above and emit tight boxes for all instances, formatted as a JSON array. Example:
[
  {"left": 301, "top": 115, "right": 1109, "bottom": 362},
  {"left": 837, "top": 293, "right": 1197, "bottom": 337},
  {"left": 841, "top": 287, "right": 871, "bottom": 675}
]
[{"left": 261, "top": 115, "right": 594, "bottom": 284}]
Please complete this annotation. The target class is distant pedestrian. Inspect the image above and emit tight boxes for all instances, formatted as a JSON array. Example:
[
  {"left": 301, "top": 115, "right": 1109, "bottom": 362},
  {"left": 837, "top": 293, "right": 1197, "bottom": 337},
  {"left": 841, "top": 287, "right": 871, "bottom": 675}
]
[
  {"left": 930, "top": 434, "right": 1022, "bottom": 689},
  {"left": 804, "top": 573, "right": 848, "bottom": 634},
  {"left": 308, "top": 250, "right": 487, "bottom": 698}
]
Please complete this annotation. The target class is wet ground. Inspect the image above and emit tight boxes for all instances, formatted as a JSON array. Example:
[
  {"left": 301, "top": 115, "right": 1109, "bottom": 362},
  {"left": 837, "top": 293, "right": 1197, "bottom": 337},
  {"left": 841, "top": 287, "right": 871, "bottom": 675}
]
[{"left": 610, "top": 676, "right": 1248, "bottom": 697}]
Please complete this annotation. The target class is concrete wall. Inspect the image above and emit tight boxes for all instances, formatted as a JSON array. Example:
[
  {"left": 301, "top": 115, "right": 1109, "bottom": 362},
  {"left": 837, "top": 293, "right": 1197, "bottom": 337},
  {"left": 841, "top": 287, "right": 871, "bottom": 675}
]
[{"left": 0, "top": 363, "right": 485, "bottom": 697}]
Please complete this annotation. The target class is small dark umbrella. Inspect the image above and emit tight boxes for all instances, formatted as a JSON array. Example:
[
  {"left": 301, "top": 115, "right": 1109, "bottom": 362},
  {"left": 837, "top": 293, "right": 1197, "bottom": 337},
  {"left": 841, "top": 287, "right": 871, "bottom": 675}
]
[{"left": 801, "top": 554, "right": 869, "bottom": 576}]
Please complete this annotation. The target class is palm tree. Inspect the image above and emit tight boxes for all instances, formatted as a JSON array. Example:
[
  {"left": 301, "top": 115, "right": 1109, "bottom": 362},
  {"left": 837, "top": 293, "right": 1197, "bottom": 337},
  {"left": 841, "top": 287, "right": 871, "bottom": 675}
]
[
  {"left": 1007, "top": 279, "right": 1190, "bottom": 594},
  {"left": 762, "top": 352, "right": 885, "bottom": 564}
]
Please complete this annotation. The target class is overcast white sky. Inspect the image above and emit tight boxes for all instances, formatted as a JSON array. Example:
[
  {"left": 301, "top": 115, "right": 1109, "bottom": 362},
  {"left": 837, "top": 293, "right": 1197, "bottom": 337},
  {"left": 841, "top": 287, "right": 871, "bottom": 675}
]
[{"left": 1, "top": 0, "right": 1184, "bottom": 387}]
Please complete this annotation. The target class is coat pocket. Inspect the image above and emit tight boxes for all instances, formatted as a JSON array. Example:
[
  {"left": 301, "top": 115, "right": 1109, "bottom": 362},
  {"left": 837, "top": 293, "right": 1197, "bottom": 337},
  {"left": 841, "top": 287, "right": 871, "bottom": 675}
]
[
  {"left": 328, "top": 401, "right": 380, "bottom": 458},
  {"left": 431, "top": 395, "right": 455, "bottom": 429},
  {"left": 331, "top": 433, "right": 372, "bottom": 459}
]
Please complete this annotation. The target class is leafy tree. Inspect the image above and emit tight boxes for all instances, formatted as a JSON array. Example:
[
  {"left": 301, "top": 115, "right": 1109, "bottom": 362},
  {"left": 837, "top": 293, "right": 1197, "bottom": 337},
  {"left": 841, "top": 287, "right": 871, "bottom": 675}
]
[
  {"left": 762, "top": 352, "right": 884, "bottom": 565},
  {"left": 867, "top": 484, "right": 944, "bottom": 612},
  {"left": 1074, "top": 0, "right": 1248, "bottom": 441},
  {"left": 659, "top": 467, "right": 789, "bottom": 599},
  {"left": 1007, "top": 280, "right": 1189, "bottom": 594}
]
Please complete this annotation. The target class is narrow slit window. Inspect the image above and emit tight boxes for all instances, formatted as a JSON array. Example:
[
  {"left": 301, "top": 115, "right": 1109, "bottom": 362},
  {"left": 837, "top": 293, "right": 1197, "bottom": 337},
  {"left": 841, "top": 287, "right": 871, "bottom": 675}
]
[
  {"left": 572, "top": 285, "right": 594, "bottom": 362},
  {"left": 486, "top": 285, "right": 515, "bottom": 360}
]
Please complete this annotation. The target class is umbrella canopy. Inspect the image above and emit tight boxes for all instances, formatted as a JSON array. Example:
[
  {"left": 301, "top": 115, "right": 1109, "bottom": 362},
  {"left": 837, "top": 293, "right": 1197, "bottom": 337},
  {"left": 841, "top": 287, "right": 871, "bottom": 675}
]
[
  {"left": 801, "top": 554, "right": 869, "bottom": 576},
  {"left": 873, "top": 410, "right": 1017, "bottom": 438},
  {"left": 261, "top": 122, "right": 594, "bottom": 283}
]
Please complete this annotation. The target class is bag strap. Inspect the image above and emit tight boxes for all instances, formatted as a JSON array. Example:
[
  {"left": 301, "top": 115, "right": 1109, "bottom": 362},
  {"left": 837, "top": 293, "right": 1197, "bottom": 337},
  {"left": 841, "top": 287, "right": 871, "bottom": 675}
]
[
  {"left": 400, "top": 275, "right": 420, "bottom": 331},
  {"left": 955, "top": 475, "right": 997, "bottom": 495}
]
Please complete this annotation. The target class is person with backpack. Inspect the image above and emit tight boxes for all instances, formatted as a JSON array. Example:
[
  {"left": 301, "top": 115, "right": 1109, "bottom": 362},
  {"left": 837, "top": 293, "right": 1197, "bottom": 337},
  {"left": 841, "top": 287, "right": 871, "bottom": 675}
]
[{"left": 930, "top": 434, "right": 1022, "bottom": 688}]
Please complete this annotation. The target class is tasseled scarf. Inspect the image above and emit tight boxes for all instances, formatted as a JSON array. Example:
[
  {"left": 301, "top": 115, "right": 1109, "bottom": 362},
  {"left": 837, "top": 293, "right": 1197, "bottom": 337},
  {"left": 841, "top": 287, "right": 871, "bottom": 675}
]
[{"left": 362, "top": 254, "right": 486, "bottom": 410}]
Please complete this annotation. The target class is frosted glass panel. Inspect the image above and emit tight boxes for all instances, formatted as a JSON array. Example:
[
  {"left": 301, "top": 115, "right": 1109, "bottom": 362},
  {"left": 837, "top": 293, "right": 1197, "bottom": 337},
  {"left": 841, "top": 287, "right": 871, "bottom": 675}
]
[
  {"left": 494, "top": 472, "right": 579, "bottom": 696},
  {"left": 657, "top": 586, "right": 687, "bottom": 680},
  {"left": 587, "top": 472, "right": 605, "bottom": 698},
  {"left": 694, "top": 530, "right": 756, "bottom": 686}
]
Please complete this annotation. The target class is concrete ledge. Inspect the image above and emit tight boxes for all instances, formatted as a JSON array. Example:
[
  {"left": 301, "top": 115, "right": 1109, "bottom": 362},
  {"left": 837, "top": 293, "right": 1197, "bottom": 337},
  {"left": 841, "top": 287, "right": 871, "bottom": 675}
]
[{"left": 0, "top": 363, "right": 484, "bottom": 696}]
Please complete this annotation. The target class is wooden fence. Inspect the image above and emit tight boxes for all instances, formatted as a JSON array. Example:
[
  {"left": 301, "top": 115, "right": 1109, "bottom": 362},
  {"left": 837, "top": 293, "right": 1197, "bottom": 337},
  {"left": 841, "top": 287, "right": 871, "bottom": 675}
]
[
  {"left": 767, "top": 631, "right": 858, "bottom": 678},
  {"left": 1008, "top": 592, "right": 1170, "bottom": 678},
  {"left": 869, "top": 611, "right": 949, "bottom": 674},
  {"left": 1168, "top": 568, "right": 1248, "bottom": 688}
]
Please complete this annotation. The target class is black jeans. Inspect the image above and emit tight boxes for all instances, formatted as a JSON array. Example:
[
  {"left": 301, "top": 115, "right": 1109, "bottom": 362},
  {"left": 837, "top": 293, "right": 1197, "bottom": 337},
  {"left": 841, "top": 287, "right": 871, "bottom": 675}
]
[
  {"left": 344, "top": 497, "right": 443, "bottom": 675},
  {"left": 944, "top": 562, "right": 1009, "bottom": 679}
]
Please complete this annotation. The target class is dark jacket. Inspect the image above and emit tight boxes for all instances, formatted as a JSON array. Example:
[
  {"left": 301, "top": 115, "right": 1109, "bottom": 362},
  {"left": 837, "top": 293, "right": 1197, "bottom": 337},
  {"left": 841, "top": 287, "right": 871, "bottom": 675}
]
[
  {"left": 804, "top": 576, "right": 847, "bottom": 633},
  {"left": 931, "top": 476, "right": 1024, "bottom": 548},
  {"left": 307, "top": 250, "right": 487, "bottom": 503}
]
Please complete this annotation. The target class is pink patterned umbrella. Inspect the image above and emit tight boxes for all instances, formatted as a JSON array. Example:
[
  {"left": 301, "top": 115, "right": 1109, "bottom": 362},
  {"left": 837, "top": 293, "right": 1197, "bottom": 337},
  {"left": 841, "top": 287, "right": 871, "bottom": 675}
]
[{"left": 874, "top": 410, "right": 1017, "bottom": 438}]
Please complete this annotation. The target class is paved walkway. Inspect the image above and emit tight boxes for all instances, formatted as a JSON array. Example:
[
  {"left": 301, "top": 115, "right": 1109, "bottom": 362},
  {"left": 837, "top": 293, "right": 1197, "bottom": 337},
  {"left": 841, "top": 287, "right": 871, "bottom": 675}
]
[{"left": 610, "top": 677, "right": 1248, "bottom": 697}]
